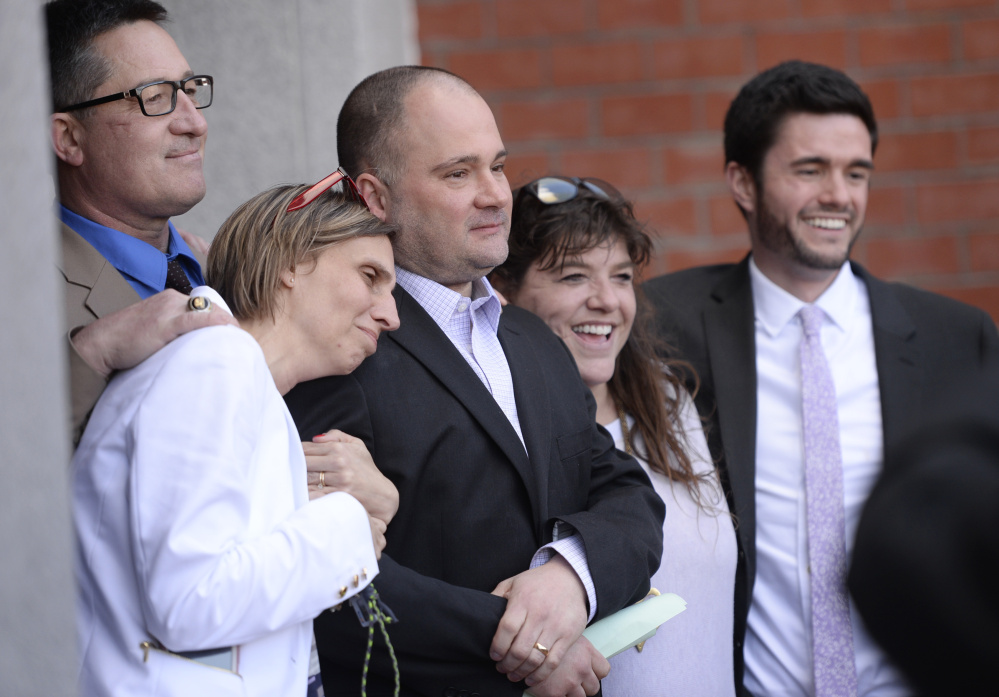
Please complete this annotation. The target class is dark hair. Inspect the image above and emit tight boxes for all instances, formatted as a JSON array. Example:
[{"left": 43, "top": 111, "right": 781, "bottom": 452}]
[
  {"left": 46, "top": 0, "right": 168, "bottom": 115},
  {"left": 493, "top": 182, "right": 707, "bottom": 499},
  {"left": 337, "top": 65, "right": 476, "bottom": 185},
  {"left": 724, "top": 60, "right": 878, "bottom": 187}
]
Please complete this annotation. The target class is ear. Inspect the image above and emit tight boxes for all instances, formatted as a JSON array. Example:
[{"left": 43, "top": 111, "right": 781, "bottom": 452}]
[
  {"left": 726, "top": 162, "right": 756, "bottom": 215},
  {"left": 279, "top": 268, "right": 296, "bottom": 289},
  {"left": 356, "top": 172, "right": 390, "bottom": 223},
  {"left": 51, "top": 112, "right": 85, "bottom": 166}
]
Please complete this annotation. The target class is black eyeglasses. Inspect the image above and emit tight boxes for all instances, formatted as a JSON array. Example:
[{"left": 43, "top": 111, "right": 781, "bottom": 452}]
[
  {"left": 59, "top": 75, "right": 214, "bottom": 117},
  {"left": 520, "top": 176, "right": 623, "bottom": 205}
]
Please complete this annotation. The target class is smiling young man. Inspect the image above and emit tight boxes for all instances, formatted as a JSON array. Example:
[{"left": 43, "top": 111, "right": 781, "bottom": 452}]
[
  {"left": 645, "top": 61, "right": 999, "bottom": 697},
  {"left": 285, "top": 66, "right": 664, "bottom": 697},
  {"left": 47, "top": 0, "right": 234, "bottom": 444}
]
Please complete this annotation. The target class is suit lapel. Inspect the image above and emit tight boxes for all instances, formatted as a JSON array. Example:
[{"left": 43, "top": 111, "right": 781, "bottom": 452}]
[
  {"left": 59, "top": 223, "right": 140, "bottom": 318},
  {"left": 386, "top": 287, "right": 538, "bottom": 503},
  {"left": 703, "top": 259, "right": 759, "bottom": 571},
  {"left": 498, "top": 315, "right": 549, "bottom": 522},
  {"left": 852, "top": 263, "right": 921, "bottom": 469}
]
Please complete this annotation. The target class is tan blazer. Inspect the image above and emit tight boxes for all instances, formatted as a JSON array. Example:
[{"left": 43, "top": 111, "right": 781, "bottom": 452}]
[{"left": 57, "top": 221, "right": 206, "bottom": 444}]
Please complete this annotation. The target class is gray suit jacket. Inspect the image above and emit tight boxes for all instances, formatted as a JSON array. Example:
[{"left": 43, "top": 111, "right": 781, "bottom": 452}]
[{"left": 644, "top": 256, "right": 999, "bottom": 695}]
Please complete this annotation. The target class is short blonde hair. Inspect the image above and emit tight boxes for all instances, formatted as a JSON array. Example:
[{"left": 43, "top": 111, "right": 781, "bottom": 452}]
[{"left": 207, "top": 184, "right": 395, "bottom": 322}]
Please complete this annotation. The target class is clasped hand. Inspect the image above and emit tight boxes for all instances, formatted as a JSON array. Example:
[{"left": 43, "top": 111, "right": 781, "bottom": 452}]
[
  {"left": 304, "top": 429, "right": 399, "bottom": 557},
  {"left": 489, "top": 554, "right": 608, "bottom": 696}
]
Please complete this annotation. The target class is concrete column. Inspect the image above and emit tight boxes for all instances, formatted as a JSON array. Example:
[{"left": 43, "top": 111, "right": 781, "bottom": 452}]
[
  {"left": 0, "top": 1, "right": 77, "bottom": 695},
  {"left": 164, "top": 0, "right": 419, "bottom": 241}
]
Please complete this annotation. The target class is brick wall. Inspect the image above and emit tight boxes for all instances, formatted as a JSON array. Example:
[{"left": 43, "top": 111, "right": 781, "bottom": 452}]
[{"left": 417, "top": 0, "right": 999, "bottom": 321}]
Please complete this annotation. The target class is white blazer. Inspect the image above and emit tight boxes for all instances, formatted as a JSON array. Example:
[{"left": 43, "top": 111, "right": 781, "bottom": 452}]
[{"left": 73, "top": 324, "right": 379, "bottom": 697}]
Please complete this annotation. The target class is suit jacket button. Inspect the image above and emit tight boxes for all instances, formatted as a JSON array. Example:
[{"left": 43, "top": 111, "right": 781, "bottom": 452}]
[{"left": 443, "top": 689, "right": 457, "bottom": 697}]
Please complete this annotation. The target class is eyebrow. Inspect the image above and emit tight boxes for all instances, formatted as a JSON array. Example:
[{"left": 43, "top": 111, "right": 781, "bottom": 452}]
[
  {"left": 790, "top": 155, "right": 874, "bottom": 170},
  {"left": 132, "top": 69, "right": 196, "bottom": 89},
  {"left": 557, "top": 258, "right": 636, "bottom": 271},
  {"left": 430, "top": 149, "right": 508, "bottom": 174}
]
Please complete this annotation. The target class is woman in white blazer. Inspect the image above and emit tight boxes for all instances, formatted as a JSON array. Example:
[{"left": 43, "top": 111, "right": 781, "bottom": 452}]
[{"left": 72, "top": 174, "right": 401, "bottom": 697}]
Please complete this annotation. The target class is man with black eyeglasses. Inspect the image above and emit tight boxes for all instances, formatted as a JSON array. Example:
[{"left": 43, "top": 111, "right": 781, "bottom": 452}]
[{"left": 46, "top": 0, "right": 235, "bottom": 445}]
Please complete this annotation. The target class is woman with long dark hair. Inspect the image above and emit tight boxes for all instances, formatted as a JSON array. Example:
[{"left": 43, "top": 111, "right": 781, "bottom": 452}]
[{"left": 492, "top": 175, "right": 737, "bottom": 696}]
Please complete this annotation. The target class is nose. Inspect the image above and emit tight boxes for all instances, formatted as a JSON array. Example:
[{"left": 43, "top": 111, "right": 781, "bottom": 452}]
[
  {"left": 587, "top": 277, "right": 620, "bottom": 312},
  {"left": 373, "top": 292, "right": 400, "bottom": 332},
  {"left": 819, "top": 170, "right": 851, "bottom": 209},
  {"left": 169, "top": 89, "right": 208, "bottom": 138},
  {"left": 476, "top": 168, "right": 512, "bottom": 211}
]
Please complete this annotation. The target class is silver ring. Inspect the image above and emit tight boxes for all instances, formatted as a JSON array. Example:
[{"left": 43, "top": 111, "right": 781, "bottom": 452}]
[
  {"left": 188, "top": 295, "right": 212, "bottom": 312},
  {"left": 318, "top": 471, "right": 325, "bottom": 489}
]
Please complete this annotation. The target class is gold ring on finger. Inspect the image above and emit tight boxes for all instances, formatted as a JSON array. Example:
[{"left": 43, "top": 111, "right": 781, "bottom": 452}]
[
  {"left": 187, "top": 295, "right": 211, "bottom": 312},
  {"left": 533, "top": 642, "right": 549, "bottom": 657},
  {"left": 318, "top": 471, "right": 325, "bottom": 489}
]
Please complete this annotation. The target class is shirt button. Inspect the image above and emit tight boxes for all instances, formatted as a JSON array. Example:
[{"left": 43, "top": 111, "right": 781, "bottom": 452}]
[{"left": 457, "top": 302, "right": 469, "bottom": 312}]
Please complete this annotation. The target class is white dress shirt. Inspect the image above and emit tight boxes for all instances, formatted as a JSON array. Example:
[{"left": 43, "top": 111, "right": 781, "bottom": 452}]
[
  {"left": 601, "top": 386, "right": 737, "bottom": 697},
  {"left": 744, "top": 259, "right": 911, "bottom": 696},
  {"left": 396, "top": 268, "right": 598, "bottom": 620},
  {"left": 73, "top": 323, "right": 379, "bottom": 697}
]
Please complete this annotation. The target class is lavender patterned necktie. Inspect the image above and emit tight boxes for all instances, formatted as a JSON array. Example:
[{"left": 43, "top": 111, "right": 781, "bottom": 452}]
[{"left": 799, "top": 305, "right": 858, "bottom": 697}]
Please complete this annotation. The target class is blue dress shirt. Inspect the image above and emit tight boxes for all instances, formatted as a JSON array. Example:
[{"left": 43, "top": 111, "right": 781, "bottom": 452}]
[{"left": 60, "top": 205, "right": 205, "bottom": 299}]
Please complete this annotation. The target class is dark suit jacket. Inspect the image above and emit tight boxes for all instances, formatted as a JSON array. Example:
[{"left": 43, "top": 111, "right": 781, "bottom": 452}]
[
  {"left": 285, "top": 285, "right": 665, "bottom": 697},
  {"left": 643, "top": 256, "right": 999, "bottom": 695},
  {"left": 849, "top": 367, "right": 999, "bottom": 697}
]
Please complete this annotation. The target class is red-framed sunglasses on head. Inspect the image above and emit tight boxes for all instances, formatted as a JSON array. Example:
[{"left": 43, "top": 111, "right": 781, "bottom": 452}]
[{"left": 286, "top": 167, "right": 368, "bottom": 212}]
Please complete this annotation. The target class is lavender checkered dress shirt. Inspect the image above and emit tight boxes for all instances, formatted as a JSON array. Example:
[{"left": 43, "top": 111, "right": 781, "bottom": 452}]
[{"left": 395, "top": 268, "right": 524, "bottom": 447}]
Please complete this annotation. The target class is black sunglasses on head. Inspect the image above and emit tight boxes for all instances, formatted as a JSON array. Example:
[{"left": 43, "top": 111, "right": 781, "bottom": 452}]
[{"left": 519, "top": 176, "right": 623, "bottom": 206}]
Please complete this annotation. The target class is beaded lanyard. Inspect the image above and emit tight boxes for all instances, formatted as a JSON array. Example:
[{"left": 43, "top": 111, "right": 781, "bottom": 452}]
[{"left": 348, "top": 584, "right": 400, "bottom": 697}]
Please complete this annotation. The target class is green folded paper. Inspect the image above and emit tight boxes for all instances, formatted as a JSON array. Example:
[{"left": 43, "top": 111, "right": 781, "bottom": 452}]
[{"left": 523, "top": 592, "right": 686, "bottom": 696}]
